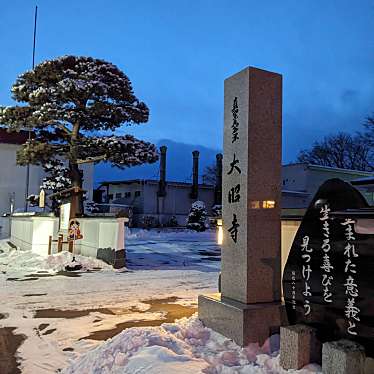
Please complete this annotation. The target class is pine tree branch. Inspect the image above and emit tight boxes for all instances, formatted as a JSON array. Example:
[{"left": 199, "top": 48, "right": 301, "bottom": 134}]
[{"left": 76, "top": 155, "right": 106, "bottom": 164}]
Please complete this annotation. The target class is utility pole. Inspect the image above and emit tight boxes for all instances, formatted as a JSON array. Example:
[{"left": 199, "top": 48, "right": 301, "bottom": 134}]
[{"left": 25, "top": 5, "right": 38, "bottom": 212}]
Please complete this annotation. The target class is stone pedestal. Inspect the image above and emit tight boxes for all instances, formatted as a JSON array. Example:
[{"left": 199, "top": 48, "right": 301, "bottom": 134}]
[
  {"left": 199, "top": 294, "right": 284, "bottom": 346},
  {"left": 365, "top": 357, "right": 374, "bottom": 374},
  {"left": 97, "top": 248, "right": 126, "bottom": 269},
  {"left": 280, "top": 324, "right": 321, "bottom": 370},
  {"left": 198, "top": 67, "right": 283, "bottom": 346},
  {"left": 322, "top": 340, "right": 366, "bottom": 374}
]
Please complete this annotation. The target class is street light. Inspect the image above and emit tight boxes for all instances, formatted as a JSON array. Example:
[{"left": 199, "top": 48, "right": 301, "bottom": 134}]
[{"left": 217, "top": 218, "right": 223, "bottom": 245}]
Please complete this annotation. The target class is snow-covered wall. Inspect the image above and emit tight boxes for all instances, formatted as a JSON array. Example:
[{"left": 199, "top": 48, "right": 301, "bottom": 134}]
[
  {"left": 10, "top": 215, "right": 127, "bottom": 260},
  {"left": 77, "top": 217, "right": 127, "bottom": 258},
  {"left": 281, "top": 220, "right": 300, "bottom": 276},
  {"left": 11, "top": 215, "right": 59, "bottom": 256}
]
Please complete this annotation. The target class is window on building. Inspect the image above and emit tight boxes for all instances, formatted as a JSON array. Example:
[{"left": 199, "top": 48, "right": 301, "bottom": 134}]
[
  {"left": 250, "top": 200, "right": 260, "bottom": 209},
  {"left": 124, "top": 192, "right": 131, "bottom": 198},
  {"left": 135, "top": 191, "right": 141, "bottom": 197},
  {"left": 115, "top": 193, "right": 122, "bottom": 199},
  {"left": 250, "top": 200, "right": 275, "bottom": 209},
  {"left": 108, "top": 194, "right": 113, "bottom": 200},
  {"left": 263, "top": 200, "right": 275, "bottom": 209}
]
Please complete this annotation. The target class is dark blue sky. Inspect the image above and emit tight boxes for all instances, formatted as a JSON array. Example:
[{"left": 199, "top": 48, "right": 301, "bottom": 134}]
[{"left": 1, "top": 1, "right": 373, "bottom": 168}]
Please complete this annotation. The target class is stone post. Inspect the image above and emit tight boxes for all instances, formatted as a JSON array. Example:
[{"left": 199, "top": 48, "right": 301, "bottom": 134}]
[
  {"left": 198, "top": 67, "right": 283, "bottom": 346},
  {"left": 157, "top": 145, "right": 167, "bottom": 224},
  {"left": 190, "top": 150, "right": 200, "bottom": 199},
  {"left": 158, "top": 146, "right": 167, "bottom": 197},
  {"left": 322, "top": 340, "right": 366, "bottom": 374},
  {"left": 280, "top": 324, "right": 321, "bottom": 369},
  {"left": 214, "top": 153, "right": 223, "bottom": 206}
]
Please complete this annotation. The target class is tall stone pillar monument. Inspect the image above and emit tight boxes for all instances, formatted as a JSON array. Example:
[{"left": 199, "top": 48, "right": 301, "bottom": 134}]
[{"left": 198, "top": 66, "right": 283, "bottom": 346}]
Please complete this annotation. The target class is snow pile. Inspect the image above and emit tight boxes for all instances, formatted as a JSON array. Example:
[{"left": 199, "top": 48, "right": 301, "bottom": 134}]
[
  {"left": 0, "top": 241, "right": 45, "bottom": 272},
  {"left": 0, "top": 239, "right": 14, "bottom": 253},
  {"left": 41, "top": 251, "right": 113, "bottom": 272},
  {"left": 62, "top": 315, "right": 321, "bottom": 374},
  {"left": 0, "top": 240, "right": 112, "bottom": 276}
]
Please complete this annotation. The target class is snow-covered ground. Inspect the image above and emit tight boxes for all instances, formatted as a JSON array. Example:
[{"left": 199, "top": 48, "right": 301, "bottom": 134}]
[
  {"left": 1, "top": 229, "right": 321, "bottom": 373},
  {"left": 0, "top": 229, "right": 219, "bottom": 373}
]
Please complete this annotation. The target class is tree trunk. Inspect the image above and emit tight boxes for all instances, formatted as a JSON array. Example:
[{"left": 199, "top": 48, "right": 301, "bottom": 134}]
[
  {"left": 70, "top": 161, "right": 84, "bottom": 216},
  {"left": 70, "top": 120, "right": 84, "bottom": 216}
]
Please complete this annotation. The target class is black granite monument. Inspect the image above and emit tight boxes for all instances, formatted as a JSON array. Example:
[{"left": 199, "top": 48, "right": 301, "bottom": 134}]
[{"left": 283, "top": 178, "right": 374, "bottom": 357}]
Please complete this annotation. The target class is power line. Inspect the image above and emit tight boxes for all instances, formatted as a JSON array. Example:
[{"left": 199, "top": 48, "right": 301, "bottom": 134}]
[{"left": 25, "top": 5, "right": 38, "bottom": 212}]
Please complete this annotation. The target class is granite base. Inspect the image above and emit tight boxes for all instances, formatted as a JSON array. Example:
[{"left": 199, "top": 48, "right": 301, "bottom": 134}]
[{"left": 198, "top": 293, "right": 286, "bottom": 346}]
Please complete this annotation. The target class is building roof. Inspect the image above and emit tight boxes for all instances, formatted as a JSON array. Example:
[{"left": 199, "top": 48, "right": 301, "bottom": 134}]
[
  {"left": 0, "top": 128, "right": 29, "bottom": 145},
  {"left": 329, "top": 208, "right": 374, "bottom": 218},
  {"left": 99, "top": 164, "right": 374, "bottom": 192},
  {"left": 351, "top": 176, "right": 374, "bottom": 186},
  {"left": 99, "top": 179, "right": 215, "bottom": 189},
  {"left": 283, "top": 162, "right": 373, "bottom": 177},
  {"left": 282, "top": 189, "right": 310, "bottom": 196},
  {"left": 281, "top": 208, "right": 306, "bottom": 220}
]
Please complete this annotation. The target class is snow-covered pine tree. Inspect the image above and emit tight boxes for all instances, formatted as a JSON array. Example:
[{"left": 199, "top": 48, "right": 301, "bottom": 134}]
[
  {"left": 0, "top": 56, "right": 158, "bottom": 214},
  {"left": 41, "top": 160, "right": 72, "bottom": 212},
  {"left": 186, "top": 201, "right": 208, "bottom": 232},
  {"left": 211, "top": 204, "right": 222, "bottom": 217},
  {"left": 27, "top": 159, "right": 71, "bottom": 213}
]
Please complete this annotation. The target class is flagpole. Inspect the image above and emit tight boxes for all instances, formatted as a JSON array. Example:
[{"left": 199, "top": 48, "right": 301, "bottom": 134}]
[{"left": 25, "top": 5, "right": 38, "bottom": 212}]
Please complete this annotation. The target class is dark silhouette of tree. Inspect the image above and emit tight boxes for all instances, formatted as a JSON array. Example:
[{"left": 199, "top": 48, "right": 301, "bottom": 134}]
[{"left": 297, "top": 132, "right": 371, "bottom": 171}]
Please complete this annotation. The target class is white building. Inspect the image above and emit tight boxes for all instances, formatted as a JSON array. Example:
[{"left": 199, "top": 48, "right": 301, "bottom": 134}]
[
  {"left": 0, "top": 129, "right": 94, "bottom": 237},
  {"left": 97, "top": 179, "right": 216, "bottom": 226},
  {"left": 350, "top": 176, "right": 374, "bottom": 203},
  {"left": 281, "top": 163, "right": 374, "bottom": 208},
  {"left": 0, "top": 130, "right": 44, "bottom": 215},
  {"left": 95, "top": 161, "right": 374, "bottom": 227}
]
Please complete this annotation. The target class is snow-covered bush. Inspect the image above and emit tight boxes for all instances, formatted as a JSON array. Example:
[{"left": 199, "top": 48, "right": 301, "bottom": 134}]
[
  {"left": 211, "top": 204, "right": 222, "bottom": 217},
  {"left": 141, "top": 215, "right": 159, "bottom": 229},
  {"left": 187, "top": 201, "right": 207, "bottom": 232},
  {"left": 85, "top": 201, "right": 101, "bottom": 214},
  {"left": 167, "top": 215, "right": 179, "bottom": 227}
]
